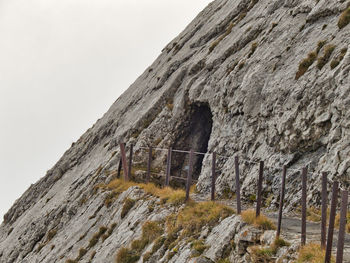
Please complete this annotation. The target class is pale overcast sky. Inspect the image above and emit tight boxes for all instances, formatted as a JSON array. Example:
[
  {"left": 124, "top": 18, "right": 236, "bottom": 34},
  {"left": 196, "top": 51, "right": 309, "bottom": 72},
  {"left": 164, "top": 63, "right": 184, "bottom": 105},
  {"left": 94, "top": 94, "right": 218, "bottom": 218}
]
[{"left": 0, "top": 0, "right": 212, "bottom": 221}]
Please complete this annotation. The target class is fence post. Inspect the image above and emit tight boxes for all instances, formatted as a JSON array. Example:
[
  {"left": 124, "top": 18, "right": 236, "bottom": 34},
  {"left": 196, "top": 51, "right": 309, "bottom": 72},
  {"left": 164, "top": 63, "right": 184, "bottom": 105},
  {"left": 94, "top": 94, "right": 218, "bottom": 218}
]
[
  {"left": 325, "top": 181, "right": 339, "bottom": 263},
  {"left": 336, "top": 190, "right": 348, "bottom": 263},
  {"left": 128, "top": 144, "right": 133, "bottom": 179},
  {"left": 211, "top": 152, "right": 216, "bottom": 201},
  {"left": 321, "top": 172, "right": 328, "bottom": 249},
  {"left": 117, "top": 157, "right": 122, "bottom": 178},
  {"left": 301, "top": 167, "right": 307, "bottom": 246},
  {"left": 185, "top": 149, "right": 194, "bottom": 202},
  {"left": 277, "top": 165, "right": 287, "bottom": 238},
  {"left": 146, "top": 146, "right": 152, "bottom": 183},
  {"left": 235, "top": 156, "right": 242, "bottom": 214},
  {"left": 119, "top": 143, "right": 129, "bottom": 181},
  {"left": 165, "top": 147, "right": 172, "bottom": 186},
  {"left": 256, "top": 161, "right": 264, "bottom": 217}
]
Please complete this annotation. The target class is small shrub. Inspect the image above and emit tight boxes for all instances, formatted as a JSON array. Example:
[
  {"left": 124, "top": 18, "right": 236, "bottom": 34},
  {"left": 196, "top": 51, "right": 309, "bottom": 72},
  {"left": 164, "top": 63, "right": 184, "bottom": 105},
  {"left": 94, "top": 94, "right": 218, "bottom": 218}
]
[
  {"left": 295, "top": 51, "right": 317, "bottom": 79},
  {"left": 338, "top": 7, "right": 350, "bottom": 29},
  {"left": 121, "top": 198, "right": 136, "bottom": 218},
  {"left": 241, "top": 209, "right": 276, "bottom": 230},
  {"left": 317, "top": 44, "right": 336, "bottom": 70}
]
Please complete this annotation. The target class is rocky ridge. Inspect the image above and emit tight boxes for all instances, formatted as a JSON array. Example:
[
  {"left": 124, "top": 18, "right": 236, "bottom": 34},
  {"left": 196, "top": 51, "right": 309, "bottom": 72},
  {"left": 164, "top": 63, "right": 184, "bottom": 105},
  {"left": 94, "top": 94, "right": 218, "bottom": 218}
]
[{"left": 1, "top": 0, "right": 350, "bottom": 262}]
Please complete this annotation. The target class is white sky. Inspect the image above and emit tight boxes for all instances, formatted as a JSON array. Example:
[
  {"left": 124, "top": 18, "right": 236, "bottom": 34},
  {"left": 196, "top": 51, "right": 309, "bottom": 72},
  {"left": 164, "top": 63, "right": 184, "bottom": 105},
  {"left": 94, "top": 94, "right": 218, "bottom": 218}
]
[{"left": 0, "top": 0, "right": 212, "bottom": 221}]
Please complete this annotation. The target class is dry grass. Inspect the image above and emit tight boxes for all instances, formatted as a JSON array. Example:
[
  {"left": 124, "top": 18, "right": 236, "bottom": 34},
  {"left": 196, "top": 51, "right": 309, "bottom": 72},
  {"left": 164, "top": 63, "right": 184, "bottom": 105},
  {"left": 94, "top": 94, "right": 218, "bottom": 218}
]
[
  {"left": 335, "top": 211, "right": 350, "bottom": 233},
  {"left": 316, "top": 40, "right": 327, "bottom": 54},
  {"left": 248, "top": 42, "right": 258, "bottom": 58},
  {"left": 166, "top": 201, "right": 234, "bottom": 238},
  {"left": 295, "top": 51, "right": 317, "bottom": 79},
  {"left": 250, "top": 245, "right": 275, "bottom": 262},
  {"left": 306, "top": 207, "right": 322, "bottom": 222},
  {"left": 115, "top": 221, "right": 163, "bottom": 263},
  {"left": 77, "top": 248, "right": 87, "bottom": 260},
  {"left": 250, "top": 237, "right": 290, "bottom": 262},
  {"left": 121, "top": 198, "right": 136, "bottom": 218},
  {"left": 104, "top": 179, "right": 186, "bottom": 206},
  {"left": 338, "top": 7, "right": 350, "bottom": 29},
  {"left": 330, "top": 47, "right": 347, "bottom": 69},
  {"left": 88, "top": 226, "right": 108, "bottom": 248},
  {"left": 238, "top": 60, "right": 246, "bottom": 70},
  {"left": 209, "top": 22, "right": 235, "bottom": 53},
  {"left": 296, "top": 243, "right": 334, "bottom": 263},
  {"left": 317, "top": 44, "right": 336, "bottom": 70},
  {"left": 191, "top": 239, "right": 208, "bottom": 255},
  {"left": 241, "top": 209, "right": 276, "bottom": 230}
]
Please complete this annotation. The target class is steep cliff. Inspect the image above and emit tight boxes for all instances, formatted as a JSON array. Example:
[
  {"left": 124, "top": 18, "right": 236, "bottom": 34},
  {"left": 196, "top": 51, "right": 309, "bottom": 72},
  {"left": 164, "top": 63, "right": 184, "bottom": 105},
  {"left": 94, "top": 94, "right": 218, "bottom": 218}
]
[{"left": 1, "top": 0, "right": 350, "bottom": 262}]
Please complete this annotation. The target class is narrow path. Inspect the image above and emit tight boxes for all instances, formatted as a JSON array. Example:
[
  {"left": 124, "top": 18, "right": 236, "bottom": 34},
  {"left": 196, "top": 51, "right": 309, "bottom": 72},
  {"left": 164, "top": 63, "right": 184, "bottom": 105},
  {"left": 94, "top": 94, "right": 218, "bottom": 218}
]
[{"left": 191, "top": 194, "right": 350, "bottom": 262}]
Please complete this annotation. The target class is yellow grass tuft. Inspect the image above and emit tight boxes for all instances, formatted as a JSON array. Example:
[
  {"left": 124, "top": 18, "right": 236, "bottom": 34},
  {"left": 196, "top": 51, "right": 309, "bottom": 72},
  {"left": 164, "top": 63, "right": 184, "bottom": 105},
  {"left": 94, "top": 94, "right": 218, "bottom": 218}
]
[
  {"left": 167, "top": 201, "right": 234, "bottom": 238},
  {"left": 295, "top": 51, "right": 317, "bottom": 79},
  {"left": 241, "top": 209, "right": 276, "bottom": 230},
  {"left": 115, "top": 221, "right": 163, "bottom": 263},
  {"left": 297, "top": 243, "right": 334, "bottom": 263},
  {"left": 338, "top": 7, "right": 350, "bottom": 29},
  {"left": 103, "top": 179, "right": 186, "bottom": 206}
]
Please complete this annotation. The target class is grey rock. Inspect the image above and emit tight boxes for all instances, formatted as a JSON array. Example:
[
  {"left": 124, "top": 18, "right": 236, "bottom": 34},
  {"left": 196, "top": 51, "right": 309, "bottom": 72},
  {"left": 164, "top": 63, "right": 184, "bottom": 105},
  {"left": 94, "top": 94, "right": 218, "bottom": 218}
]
[{"left": 1, "top": 0, "right": 350, "bottom": 261}]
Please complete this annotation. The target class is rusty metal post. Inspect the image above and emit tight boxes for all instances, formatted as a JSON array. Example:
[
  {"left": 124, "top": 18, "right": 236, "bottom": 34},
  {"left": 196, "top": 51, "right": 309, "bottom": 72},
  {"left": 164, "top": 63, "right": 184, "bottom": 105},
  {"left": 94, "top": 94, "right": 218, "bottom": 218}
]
[
  {"left": 321, "top": 172, "right": 328, "bottom": 249},
  {"left": 117, "top": 157, "right": 122, "bottom": 178},
  {"left": 277, "top": 165, "right": 287, "bottom": 238},
  {"left": 128, "top": 144, "right": 133, "bottom": 179},
  {"left": 325, "top": 181, "right": 339, "bottom": 263},
  {"left": 256, "top": 161, "right": 264, "bottom": 217},
  {"left": 211, "top": 152, "right": 216, "bottom": 201},
  {"left": 119, "top": 143, "right": 129, "bottom": 181},
  {"left": 185, "top": 149, "right": 194, "bottom": 202},
  {"left": 235, "top": 156, "right": 242, "bottom": 214},
  {"left": 336, "top": 190, "right": 348, "bottom": 263},
  {"left": 165, "top": 147, "right": 172, "bottom": 186},
  {"left": 301, "top": 167, "right": 307, "bottom": 246},
  {"left": 146, "top": 146, "right": 152, "bottom": 183}
]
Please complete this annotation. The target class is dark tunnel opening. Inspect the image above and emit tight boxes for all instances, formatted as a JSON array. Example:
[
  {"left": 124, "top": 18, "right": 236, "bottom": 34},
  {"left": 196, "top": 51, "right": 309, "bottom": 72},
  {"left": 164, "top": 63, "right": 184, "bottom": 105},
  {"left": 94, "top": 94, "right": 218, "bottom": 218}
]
[{"left": 171, "top": 103, "right": 213, "bottom": 184}]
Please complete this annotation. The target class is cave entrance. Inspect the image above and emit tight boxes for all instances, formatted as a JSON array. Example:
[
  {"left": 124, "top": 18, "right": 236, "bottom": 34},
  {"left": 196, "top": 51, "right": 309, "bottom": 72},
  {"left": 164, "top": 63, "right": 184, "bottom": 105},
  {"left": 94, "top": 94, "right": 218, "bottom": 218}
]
[{"left": 171, "top": 103, "right": 213, "bottom": 184}]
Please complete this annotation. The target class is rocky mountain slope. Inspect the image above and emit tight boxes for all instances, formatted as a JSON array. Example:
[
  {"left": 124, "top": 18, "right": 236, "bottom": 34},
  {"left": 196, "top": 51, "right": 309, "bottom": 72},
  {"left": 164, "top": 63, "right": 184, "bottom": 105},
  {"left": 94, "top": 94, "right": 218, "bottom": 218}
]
[{"left": 1, "top": 0, "right": 350, "bottom": 262}]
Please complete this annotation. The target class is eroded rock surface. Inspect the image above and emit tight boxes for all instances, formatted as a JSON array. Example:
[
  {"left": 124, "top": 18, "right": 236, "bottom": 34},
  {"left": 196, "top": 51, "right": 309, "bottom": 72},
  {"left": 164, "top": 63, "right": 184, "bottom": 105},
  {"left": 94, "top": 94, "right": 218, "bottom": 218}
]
[{"left": 1, "top": 0, "right": 350, "bottom": 262}]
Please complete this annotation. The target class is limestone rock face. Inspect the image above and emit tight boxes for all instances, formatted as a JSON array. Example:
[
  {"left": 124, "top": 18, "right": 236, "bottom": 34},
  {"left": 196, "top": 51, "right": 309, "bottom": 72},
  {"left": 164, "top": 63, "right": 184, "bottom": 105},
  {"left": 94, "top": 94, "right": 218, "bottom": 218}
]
[{"left": 1, "top": 0, "right": 350, "bottom": 262}]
